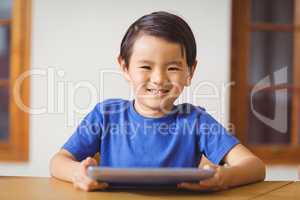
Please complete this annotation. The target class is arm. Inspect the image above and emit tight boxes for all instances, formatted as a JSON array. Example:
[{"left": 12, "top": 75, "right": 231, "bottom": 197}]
[
  {"left": 179, "top": 144, "right": 265, "bottom": 191},
  {"left": 222, "top": 144, "right": 265, "bottom": 188},
  {"left": 50, "top": 149, "right": 108, "bottom": 191},
  {"left": 49, "top": 149, "right": 81, "bottom": 182}
]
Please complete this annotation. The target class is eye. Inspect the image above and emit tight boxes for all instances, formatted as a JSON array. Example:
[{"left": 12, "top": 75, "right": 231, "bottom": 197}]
[
  {"left": 168, "top": 67, "right": 180, "bottom": 71},
  {"left": 140, "top": 66, "right": 151, "bottom": 70}
]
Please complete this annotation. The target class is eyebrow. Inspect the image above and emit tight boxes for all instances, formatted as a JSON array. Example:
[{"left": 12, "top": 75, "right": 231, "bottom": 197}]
[
  {"left": 165, "top": 61, "right": 183, "bottom": 66},
  {"left": 138, "top": 60, "right": 155, "bottom": 65},
  {"left": 138, "top": 60, "right": 183, "bottom": 66}
]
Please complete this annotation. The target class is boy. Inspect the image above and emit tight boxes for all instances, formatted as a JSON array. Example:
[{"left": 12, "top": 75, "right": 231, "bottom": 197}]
[{"left": 50, "top": 11, "right": 265, "bottom": 192}]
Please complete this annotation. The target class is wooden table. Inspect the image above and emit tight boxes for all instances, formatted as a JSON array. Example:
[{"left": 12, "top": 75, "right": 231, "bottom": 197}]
[
  {"left": 254, "top": 181, "right": 299, "bottom": 200},
  {"left": 0, "top": 177, "right": 298, "bottom": 200}
]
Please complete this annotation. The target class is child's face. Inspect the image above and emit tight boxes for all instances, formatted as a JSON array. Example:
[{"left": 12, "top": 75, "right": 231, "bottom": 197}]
[{"left": 119, "top": 35, "right": 195, "bottom": 117}]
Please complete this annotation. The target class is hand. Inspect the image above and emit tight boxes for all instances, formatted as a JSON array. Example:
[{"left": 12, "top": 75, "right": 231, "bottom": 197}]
[
  {"left": 177, "top": 164, "right": 230, "bottom": 192},
  {"left": 72, "top": 157, "right": 109, "bottom": 191}
]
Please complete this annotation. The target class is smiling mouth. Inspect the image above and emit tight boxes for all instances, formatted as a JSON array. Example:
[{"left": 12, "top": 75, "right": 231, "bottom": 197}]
[{"left": 146, "top": 88, "right": 170, "bottom": 96}]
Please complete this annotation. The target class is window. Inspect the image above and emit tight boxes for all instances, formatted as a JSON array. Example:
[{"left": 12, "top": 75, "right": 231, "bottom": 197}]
[
  {"left": 230, "top": 0, "right": 300, "bottom": 163},
  {"left": 0, "top": 0, "right": 31, "bottom": 161}
]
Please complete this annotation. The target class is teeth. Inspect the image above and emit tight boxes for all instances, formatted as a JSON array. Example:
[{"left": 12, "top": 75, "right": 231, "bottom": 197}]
[{"left": 147, "top": 89, "right": 168, "bottom": 95}]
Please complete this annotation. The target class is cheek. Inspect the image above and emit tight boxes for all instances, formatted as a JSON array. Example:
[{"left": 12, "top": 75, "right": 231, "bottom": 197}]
[
  {"left": 170, "top": 74, "right": 189, "bottom": 87},
  {"left": 129, "top": 74, "right": 148, "bottom": 91}
]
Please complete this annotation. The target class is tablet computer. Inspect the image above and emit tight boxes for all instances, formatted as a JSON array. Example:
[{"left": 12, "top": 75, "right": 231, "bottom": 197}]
[{"left": 87, "top": 167, "right": 215, "bottom": 187}]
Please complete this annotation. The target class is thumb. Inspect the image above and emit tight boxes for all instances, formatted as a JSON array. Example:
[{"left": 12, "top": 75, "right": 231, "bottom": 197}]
[
  {"left": 81, "top": 157, "right": 97, "bottom": 175},
  {"left": 198, "top": 164, "right": 218, "bottom": 186},
  {"left": 84, "top": 157, "right": 98, "bottom": 166},
  {"left": 203, "top": 164, "right": 218, "bottom": 170}
]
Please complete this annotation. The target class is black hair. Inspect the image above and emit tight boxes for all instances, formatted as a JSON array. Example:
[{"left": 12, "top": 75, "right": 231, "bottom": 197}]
[{"left": 119, "top": 11, "right": 197, "bottom": 72}]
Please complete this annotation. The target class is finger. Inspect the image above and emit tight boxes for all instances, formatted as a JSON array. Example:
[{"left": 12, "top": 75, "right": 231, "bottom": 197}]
[
  {"left": 75, "top": 179, "right": 109, "bottom": 192},
  {"left": 73, "top": 177, "right": 98, "bottom": 192},
  {"left": 89, "top": 182, "right": 109, "bottom": 191},
  {"left": 73, "top": 176, "right": 90, "bottom": 192},
  {"left": 74, "top": 171, "right": 94, "bottom": 187},
  {"left": 74, "top": 181, "right": 91, "bottom": 192},
  {"left": 80, "top": 174, "right": 99, "bottom": 186},
  {"left": 177, "top": 182, "right": 212, "bottom": 191},
  {"left": 198, "top": 177, "right": 218, "bottom": 187}
]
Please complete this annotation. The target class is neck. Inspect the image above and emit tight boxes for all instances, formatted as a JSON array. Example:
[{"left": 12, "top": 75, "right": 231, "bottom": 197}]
[{"left": 133, "top": 101, "right": 174, "bottom": 118}]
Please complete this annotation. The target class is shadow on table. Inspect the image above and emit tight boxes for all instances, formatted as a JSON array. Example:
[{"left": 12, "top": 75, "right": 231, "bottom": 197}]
[{"left": 93, "top": 185, "right": 221, "bottom": 197}]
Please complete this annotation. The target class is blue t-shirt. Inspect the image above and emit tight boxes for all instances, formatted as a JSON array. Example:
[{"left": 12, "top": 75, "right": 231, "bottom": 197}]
[{"left": 63, "top": 99, "right": 239, "bottom": 167}]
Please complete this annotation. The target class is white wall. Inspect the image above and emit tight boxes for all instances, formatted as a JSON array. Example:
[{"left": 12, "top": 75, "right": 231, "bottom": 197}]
[{"left": 1, "top": 0, "right": 232, "bottom": 177}]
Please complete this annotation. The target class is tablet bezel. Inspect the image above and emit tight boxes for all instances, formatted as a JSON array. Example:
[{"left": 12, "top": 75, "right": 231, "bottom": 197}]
[{"left": 87, "top": 167, "right": 215, "bottom": 186}]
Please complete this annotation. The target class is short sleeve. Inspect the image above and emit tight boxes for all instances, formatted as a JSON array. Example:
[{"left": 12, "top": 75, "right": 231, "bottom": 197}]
[
  {"left": 198, "top": 111, "right": 239, "bottom": 164},
  {"left": 62, "top": 104, "right": 103, "bottom": 161}
]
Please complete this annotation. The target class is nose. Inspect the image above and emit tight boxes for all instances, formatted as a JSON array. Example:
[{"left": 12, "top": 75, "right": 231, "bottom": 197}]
[{"left": 151, "top": 69, "right": 167, "bottom": 85}]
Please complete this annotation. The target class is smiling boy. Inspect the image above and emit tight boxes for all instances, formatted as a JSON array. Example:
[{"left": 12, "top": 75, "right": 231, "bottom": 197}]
[{"left": 50, "top": 11, "right": 265, "bottom": 192}]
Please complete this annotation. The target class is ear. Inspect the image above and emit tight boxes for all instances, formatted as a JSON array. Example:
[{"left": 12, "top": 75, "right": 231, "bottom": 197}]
[
  {"left": 118, "top": 56, "right": 131, "bottom": 82},
  {"left": 185, "top": 60, "right": 197, "bottom": 86}
]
